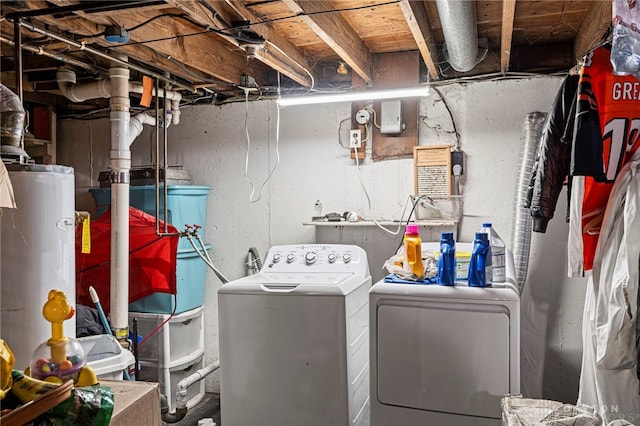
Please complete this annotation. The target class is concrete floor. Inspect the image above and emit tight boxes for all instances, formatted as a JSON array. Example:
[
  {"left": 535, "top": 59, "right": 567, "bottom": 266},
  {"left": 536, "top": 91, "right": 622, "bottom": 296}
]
[{"left": 167, "top": 393, "right": 221, "bottom": 426}]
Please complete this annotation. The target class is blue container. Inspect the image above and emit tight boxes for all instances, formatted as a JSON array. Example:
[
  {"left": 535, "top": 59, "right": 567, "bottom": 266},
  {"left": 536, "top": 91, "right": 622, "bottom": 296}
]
[
  {"left": 437, "top": 232, "right": 456, "bottom": 286},
  {"left": 90, "top": 185, "right": 210, "bottom": 250},
  {"left": 468, "top": 233, "right": 492, "bottom": 287},
  {"left": 129, "top": 244, "right": 211, "bottom": 314}
]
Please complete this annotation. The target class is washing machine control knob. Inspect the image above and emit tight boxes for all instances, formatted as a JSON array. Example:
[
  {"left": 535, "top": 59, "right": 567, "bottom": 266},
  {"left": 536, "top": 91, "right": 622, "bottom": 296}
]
[
  {"left": 342, "top": 254, "right": 352, "bottom": 263},
  {"left": 272, "top": 254, "right": 281, "bottom": 263},
  {"left": 286, "top": 254, "right": 296, "bottom": 263},
  {"left": 327, "top": 253, "right": 337, "bottom": 263},
  {"left": 305, "top": 252, "right": 317, "bottom": 265}
]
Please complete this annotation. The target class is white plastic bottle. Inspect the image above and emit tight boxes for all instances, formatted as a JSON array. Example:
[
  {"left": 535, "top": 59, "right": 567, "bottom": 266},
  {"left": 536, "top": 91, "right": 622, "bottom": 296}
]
[{"left": 480, "top": 223, "right": 506, "bottom": 283}]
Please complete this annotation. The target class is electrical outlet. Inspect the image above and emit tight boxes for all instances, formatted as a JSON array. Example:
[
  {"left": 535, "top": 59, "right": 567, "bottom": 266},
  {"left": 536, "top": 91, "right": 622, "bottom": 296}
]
[{"left": 349, "top": 129, "right": 362, "bottom": 148}]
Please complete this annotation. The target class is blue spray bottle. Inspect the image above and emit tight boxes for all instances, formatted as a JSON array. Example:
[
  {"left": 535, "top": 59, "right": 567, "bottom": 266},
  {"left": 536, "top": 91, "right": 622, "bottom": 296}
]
[
  {"left": 468, "top": 232, "right": 492, "bottom": 287},
  {"left": 437, "top": 232, "right": 456, "bottom": 286}
]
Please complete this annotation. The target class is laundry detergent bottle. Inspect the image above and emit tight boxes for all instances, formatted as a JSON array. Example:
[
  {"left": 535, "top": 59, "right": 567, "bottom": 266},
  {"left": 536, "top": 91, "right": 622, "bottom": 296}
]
[
  {"left": 403, "top": 224, "right": 424, "bottom": 279},
  {"left": 437, "top": 232, "right": 456, "bottom": 286},
  {"left": 468, "top": 232, "right": 492, "bottom": 287},
  {"left": 479, "top": 223, "right": 506, "bottom": 283}
]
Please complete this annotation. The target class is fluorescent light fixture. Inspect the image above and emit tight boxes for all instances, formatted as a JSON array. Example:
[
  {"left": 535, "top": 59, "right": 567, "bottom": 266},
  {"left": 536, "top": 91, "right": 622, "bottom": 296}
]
[{"left": 276, "top": 86, "right": 430, "bottom": 107}]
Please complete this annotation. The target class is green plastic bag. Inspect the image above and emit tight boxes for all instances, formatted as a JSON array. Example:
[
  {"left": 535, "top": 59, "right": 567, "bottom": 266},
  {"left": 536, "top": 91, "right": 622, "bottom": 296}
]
[{"left": 41, "top": 385, "right": 114, "bottom": 426}]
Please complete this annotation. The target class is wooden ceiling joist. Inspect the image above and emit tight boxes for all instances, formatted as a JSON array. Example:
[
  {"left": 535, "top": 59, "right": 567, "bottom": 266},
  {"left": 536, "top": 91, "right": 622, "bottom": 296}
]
[
  {"left": 163, "top": 0, "right": 315, "bottom": 87},
  {"left": 281, "top": 0, "right": 374, "bottom": 85},
  {"left": 397, "top": 0, "right": 439, "bottom": 81},
  {"left": 500, "top": 0, "right": 516, "bottom": 74},
  {"left": 574, "top": 0, "right": 611, "bottom": 61}
]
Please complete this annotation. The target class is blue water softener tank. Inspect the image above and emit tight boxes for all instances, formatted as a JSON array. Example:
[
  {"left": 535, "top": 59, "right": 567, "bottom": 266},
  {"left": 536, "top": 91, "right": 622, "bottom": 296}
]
[
  {"left": 90, "top": 184, "right": 211, "bottom": 314},
  {"left": 468, "top": 232, "right": 492, "bottom": 287},
  {"left": 437, "top": 232, "right": 456, "bottom": 286}
]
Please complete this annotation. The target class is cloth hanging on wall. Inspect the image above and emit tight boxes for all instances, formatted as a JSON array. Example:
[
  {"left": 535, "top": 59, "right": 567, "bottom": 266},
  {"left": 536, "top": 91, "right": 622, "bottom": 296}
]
[{"left": 577, "top": 157, "right": 640, "bottom": 422}]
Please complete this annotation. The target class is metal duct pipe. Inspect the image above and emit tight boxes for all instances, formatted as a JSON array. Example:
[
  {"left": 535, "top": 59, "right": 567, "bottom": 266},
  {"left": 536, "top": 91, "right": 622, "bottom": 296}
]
[
  {"left": 0, "top": 84, "right": 26, "bottom": 149},
  {"left": 435, "top": 0, "right": 479, "bottom": 72},
  {"left": 510, "top": 112, "right": 546, "bottom": 292}
]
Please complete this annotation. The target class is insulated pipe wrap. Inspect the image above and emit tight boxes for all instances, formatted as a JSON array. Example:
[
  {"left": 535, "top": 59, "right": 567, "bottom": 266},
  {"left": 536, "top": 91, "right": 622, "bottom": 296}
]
[
  {"left": 435, "top": 0, "right": 479, "bottom": 72},
  {"left": 510, "top": 112, "right": 546, "bottom": 291}
]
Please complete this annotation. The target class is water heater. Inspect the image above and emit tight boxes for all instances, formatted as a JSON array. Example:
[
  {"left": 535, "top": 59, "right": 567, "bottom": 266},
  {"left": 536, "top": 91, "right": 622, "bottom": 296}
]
[{"left": 1, "top": 164, "right": 76, "bottom": 369}]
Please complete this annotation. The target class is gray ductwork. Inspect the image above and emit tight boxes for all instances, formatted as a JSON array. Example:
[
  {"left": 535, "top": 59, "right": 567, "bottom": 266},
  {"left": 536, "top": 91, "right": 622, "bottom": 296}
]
[
  {"left": 435, "top": 0, "right": 479, "bottom": 72},
  {"left": 0, "top": 83, "right": 29, "bottom": 161}
]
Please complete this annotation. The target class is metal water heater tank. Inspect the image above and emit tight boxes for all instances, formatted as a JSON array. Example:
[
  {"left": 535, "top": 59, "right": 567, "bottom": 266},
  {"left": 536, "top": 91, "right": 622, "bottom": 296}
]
[{"left": 1, "top": 164, "right": 76, "bottom": 370}]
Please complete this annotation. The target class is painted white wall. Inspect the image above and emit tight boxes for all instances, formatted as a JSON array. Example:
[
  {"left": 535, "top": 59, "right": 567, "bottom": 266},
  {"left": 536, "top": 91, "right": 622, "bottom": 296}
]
[{"left": 58, "top": 75, "right": 588, "bottom": 403}]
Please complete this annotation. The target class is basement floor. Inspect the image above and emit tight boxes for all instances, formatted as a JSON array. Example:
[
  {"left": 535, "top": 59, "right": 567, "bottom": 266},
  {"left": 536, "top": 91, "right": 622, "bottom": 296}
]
[{"left": 171, "top": 393, "right": 221, "bottom": 426}]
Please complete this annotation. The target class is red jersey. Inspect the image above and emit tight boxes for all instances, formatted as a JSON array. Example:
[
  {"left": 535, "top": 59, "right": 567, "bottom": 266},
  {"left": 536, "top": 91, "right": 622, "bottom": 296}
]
[{"left": 571, "top": 45, "right": 640, "bottom": 271}]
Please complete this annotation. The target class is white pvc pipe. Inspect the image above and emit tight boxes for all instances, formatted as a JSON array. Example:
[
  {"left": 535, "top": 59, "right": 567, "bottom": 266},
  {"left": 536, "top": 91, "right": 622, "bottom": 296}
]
[
  {"left": 55, "top": 67, "right": 183, "bottom": 341},
  {"left": 128, "top": 83, "right": 182, "bottom": 125},
  {"left": 57, "top": 69, "right": 111, "bottom": 102},
  {"left": 128, "top": 113, "right": 156, "bottom": 146},
  {"left": 109, "top": 65, "right": 131, "bottom": 338},
  {"left": 56, "top": 70, "right": 182, "bottom": 125},
  {"left": 175, "top": 361, "right": 220, "bottom": 409}
]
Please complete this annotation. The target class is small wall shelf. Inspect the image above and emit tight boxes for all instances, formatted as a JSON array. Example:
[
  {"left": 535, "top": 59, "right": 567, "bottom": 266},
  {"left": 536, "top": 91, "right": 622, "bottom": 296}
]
[{"left": 303, "top": 220, "right": 457, "bottom": 227}]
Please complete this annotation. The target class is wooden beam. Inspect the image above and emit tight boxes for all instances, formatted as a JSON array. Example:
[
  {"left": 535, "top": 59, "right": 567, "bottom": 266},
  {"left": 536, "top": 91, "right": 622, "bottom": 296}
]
[
  {"left": 500, "top": 0, "right": 516, "bottom": 74},
  {"left": 574, "top": 0, "right": 611, "bottom": 61},
  {"left": 164, "top": 0, "right": 314, "bottom": 87},
  {"left": 10, "top": 1, "right": 238, "bottom": 90},
  {"left": 27, "top": 0, "right": 267, "bottom": 87},
  {"left": 282, "top": 0, "right": 374, "bottom": 84},
  {"left": 397, "top": 0, "right": 439, "bottom": 81}
]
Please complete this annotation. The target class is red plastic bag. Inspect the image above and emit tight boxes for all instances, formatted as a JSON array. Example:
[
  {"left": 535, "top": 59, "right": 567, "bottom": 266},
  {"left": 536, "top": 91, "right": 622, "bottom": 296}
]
[{"left": 76, "top": 207, "right": 179, "bottom": 314}]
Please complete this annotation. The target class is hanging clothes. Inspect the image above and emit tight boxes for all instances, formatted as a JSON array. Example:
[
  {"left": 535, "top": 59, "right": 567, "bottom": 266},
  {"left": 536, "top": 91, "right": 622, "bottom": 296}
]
[
  {"left": 568, "top": 44, "right": 640, "bottom": 276},
  {"left": 577, "top": 157, "right": 640, "bottom": 422},
  {"left": 526, "top": 74, "right": 579, "bottom": 232}
]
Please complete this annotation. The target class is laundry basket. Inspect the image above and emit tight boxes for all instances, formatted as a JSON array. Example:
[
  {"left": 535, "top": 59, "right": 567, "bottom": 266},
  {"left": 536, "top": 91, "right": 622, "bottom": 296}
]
[{"left": 501, "top": 395, "right": 603, "bottom": 425}]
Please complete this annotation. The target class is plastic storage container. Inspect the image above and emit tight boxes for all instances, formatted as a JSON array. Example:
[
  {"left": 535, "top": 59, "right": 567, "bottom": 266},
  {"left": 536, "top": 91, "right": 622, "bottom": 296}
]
[
  {"left": 77, "top": 334, "right": 135, "bottom": 380},
  {"left": 456, "top": 251, "right": 471, "bottom": 280},
  {"left": 129, "top": 306, "right": 204, "bottom": 368},
  {"left": 468, "top": 232, "right": 492, "bottom": 287},
  {"left": 403, "top": 224, "right": 424, "bottom": 278},
  {"left": 90, "top": 185, "right": 210, "bottom": 250},
  {"left": 139, "top": 350, "right": 205, "bottom": 412},
  {"left": 479, "top": 223, "right": 506, "bottom": 283},
  {"left": 437, "top": 232, "right": 456, "bottom": 286},
  {"left": 129, "top": 244, "right": 210, "bottom": 314}
]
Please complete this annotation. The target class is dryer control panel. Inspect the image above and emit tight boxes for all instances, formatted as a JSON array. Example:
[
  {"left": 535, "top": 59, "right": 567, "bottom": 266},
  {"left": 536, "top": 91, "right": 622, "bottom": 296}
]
[{"left": 264, "top": 244, "right": 368, "bottom": 274}]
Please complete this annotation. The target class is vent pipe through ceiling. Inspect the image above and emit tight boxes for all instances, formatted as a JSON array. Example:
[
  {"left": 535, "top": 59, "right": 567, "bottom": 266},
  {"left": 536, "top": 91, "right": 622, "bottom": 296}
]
[{"left": 435, "top": 0, "right": 480, "bottom": 73}]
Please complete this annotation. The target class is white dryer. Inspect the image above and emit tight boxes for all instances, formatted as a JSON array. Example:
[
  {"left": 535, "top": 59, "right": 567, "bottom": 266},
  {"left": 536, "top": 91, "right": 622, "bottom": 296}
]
[
  {"left": 369, "top": 243, "right": 520, "bottom": 426},
  {"left": 219, "top": 244, "right": 371, "bottom": 426}
]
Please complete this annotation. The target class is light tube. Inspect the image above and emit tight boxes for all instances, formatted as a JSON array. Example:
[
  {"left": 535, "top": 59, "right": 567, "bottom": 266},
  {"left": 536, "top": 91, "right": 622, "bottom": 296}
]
[{"left": 276, "top": 86, "right": 430, "bottom": 106}]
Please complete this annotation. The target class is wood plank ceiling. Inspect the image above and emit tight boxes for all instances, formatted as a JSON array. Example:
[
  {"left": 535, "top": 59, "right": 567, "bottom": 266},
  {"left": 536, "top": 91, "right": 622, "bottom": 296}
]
[{"left": 0, "top": 0, "right": 612, "bottom": 114}]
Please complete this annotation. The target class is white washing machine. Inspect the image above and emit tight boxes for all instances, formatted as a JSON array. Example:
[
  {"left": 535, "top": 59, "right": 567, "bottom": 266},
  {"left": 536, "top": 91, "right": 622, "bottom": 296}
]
[
  {"left": 369, "top": 243, "right": 520, "bottom": 426},
  {"left": 219, "top": 244, "right": 372, "bottom": 426}
]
